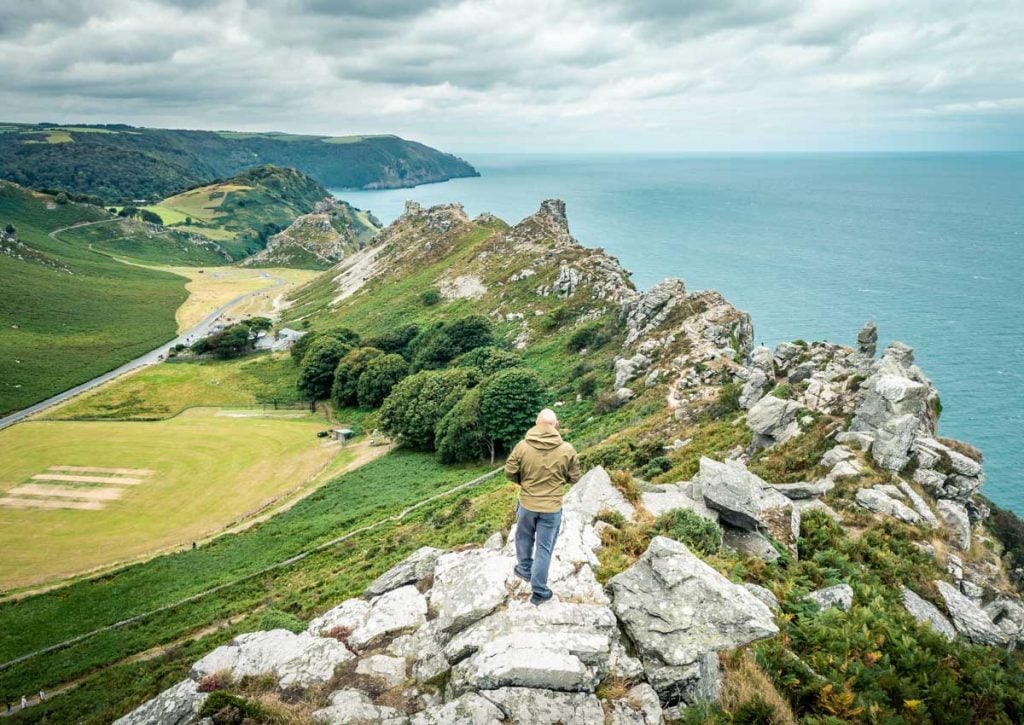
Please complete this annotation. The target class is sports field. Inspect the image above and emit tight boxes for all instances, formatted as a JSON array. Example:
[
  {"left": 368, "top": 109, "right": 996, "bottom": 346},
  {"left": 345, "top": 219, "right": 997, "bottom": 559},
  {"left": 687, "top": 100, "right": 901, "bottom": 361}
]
[{"left": 0, "top": 408, "right": 340, "bottom": 591}]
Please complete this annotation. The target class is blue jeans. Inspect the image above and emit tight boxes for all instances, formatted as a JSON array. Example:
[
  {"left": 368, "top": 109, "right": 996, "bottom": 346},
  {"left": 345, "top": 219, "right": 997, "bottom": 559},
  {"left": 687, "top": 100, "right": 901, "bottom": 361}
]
[{"left": 514, "top": 504, "right": 562, "bottom": 599}]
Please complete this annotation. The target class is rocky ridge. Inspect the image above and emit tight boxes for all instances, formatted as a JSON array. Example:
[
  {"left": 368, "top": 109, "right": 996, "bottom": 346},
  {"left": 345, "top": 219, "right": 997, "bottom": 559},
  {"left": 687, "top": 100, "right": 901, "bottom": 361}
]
[{"left": 243, "top": 198, "right": 380, "bottom": 268}]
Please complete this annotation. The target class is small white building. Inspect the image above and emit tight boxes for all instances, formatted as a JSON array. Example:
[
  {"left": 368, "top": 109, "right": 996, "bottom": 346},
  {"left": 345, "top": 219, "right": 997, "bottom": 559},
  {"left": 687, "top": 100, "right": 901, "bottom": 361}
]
[{"left": 255, "top": 327, "right": 307, "bottom": 351}]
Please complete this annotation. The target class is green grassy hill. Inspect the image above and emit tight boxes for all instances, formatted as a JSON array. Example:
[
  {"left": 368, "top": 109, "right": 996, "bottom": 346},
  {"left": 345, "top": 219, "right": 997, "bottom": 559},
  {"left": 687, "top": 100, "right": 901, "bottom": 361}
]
[
  {"left": 139, "top": 165, "right": 335, "bottom": 258},
  {"left": 0, "top": 123, "right": 479, "bottom": 203},
  {"left": 0, "top": 183, "right": 188, "bottom": 415}
]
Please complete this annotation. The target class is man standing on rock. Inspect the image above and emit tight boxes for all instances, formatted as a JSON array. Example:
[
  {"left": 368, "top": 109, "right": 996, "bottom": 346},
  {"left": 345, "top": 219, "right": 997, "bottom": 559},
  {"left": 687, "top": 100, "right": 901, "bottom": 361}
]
[{"left": 504, "top": 408, "right": 582, "bottom": 605}]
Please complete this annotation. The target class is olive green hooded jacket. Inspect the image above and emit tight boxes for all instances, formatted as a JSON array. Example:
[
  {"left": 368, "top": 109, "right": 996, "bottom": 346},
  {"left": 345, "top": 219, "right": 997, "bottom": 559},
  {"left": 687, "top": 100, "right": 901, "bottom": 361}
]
[{"left": 504, "top": 423, "right": 582, "bottom": 513}]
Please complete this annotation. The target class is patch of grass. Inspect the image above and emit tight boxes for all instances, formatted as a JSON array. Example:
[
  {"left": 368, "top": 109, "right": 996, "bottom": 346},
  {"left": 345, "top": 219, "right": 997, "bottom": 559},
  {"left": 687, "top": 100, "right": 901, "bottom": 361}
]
[
  {"left": 45, "top": 355, "right": 300, "bottom": 420},
  {"left": 1, "top": 455, "right": 509, "bottom": 722},
  {"left": 0, "top": 407, "right": 339, "bottom": 590},
  {"left": 654, "top": 418, "right": 753, "bottom": 482},
  {"left": 0, "top": 183, "right": 187, "bottom": 415},
  {"left": 748, "top": 416, "right": 839, "bottom": 483}
]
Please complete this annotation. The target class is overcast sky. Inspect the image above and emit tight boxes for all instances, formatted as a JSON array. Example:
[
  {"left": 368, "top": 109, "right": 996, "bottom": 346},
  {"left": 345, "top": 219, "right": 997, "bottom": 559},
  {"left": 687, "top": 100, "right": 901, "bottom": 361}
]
[{"left": 1, "top": 0, "right": 1022, "bottom": 152}]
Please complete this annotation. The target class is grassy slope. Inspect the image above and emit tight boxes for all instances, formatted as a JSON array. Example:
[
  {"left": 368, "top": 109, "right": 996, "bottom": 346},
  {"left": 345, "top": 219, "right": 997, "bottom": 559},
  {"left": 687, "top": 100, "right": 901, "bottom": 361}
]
[
  {"left": 0, "top": 408, "right": 339, "bottom": 590},
  {"left": 139, "top": 166, "right": 330, "bottom": 258},
  {"left": 0, "top": 451, "right": 498, "bottom": 713},
  {"left": 0, "top": 184, "right": 187, "bottom": 415},
  {"left": 64, "top": 217, "right": 229, "bottom": 266},
  {"left": 44, "top": 355, "right": 299, "bottom": 420}
]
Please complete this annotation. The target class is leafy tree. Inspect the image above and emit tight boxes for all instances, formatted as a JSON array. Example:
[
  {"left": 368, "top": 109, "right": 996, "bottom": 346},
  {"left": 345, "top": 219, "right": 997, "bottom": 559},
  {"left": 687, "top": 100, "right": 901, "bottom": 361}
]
[
  {"left": 357, "top": 353, "right": 409, "bottom": 408},
  {"left": 54, "top": 191, "right": 69, "bottom": 205},
  {"left": 290, "top": 326, "right": 360, "bottom": 364},
  {"left": 480, "top": 368, "right": 545, "bottom": 462},
  {"left": 190, "top": 323, "right": 251, "bottom": 359},
  {"left": 243, "top": 316, "right": 272, "bottom": 347},
  {"left": 138, "top": 209, "right": 163, "bottom": 225},
  {"left": 331, "top": 346, "right": 383, "bottom": 408},
  {"left": 379, "top": 368, "right": 480, "bottom": 449},
  {"left": 435, "top": 387, "right": 488, "bottom": 463},
  {"left": 3, "top": 224, "right": 15, "bottom": 235},
  {"left": 451, "top": 346, "right": 522, "bottom": 375},
  {"left": 185, "top": 216, "right": 193, "bottom": 225},
  {"left": 296, "top": 338, "right": 349, "bottom": 401},
  {"left": 117, "top": 205, "right": 138, "bottom": 218},
  {"left": 365, "top": 324, "right": 420, "bottom": 359},
  {"left": 410, "top": 314, "right": 493, "bottom": 370}
]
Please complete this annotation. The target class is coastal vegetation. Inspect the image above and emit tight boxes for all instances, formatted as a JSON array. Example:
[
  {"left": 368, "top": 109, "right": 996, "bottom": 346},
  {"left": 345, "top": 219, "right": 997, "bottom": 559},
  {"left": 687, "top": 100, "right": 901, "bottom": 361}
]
[{"left": 0, "top": 123, "right": 479, "bottom": 203}]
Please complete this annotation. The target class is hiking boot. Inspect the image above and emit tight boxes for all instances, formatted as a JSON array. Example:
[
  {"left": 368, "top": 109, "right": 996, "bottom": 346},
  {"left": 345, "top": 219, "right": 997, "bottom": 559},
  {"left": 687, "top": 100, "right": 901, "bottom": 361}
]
[
  {"left": 513, "top": 566, "right": 531, "bottom": 583},
  {"left": 530, "top": 592, "right": 552, "bottom": 606}
]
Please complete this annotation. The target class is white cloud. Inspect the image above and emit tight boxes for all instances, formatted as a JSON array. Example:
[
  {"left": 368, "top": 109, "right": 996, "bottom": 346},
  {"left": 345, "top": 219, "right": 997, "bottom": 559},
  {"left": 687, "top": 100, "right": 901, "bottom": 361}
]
[{"left": 0, "top": 0, "right": 1021, "bottom": 150}]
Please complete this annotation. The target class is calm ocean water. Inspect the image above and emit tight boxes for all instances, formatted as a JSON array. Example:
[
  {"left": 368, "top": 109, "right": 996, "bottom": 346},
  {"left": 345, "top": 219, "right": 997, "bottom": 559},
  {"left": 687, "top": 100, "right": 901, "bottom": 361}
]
[{"left": 333, "top": 153, "right": 1024, "bottom": 514}]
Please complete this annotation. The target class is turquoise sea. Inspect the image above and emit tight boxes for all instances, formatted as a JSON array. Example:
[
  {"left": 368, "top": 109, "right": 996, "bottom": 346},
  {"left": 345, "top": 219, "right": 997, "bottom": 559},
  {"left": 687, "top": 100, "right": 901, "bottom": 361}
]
[{"left": 333, "top": 153, "right": 1024, "bottom": 514}]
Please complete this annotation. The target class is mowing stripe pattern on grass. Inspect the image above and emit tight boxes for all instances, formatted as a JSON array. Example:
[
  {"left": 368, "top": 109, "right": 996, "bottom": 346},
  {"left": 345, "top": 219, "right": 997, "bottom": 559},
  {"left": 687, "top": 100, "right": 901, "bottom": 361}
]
[
  {"left": 0, "top": 465, "right": 502, "bottom": 674},
  {"left": 1, "top": 466, "right": 153, "bottom": 510}
]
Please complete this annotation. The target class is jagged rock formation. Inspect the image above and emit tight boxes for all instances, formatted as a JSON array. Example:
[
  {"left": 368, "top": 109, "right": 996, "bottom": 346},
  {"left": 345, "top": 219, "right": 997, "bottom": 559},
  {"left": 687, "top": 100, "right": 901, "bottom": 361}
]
[
  {"left": 119, "top": 466, "right": 780, "bottom": 724},
  {"left": 243, "top": 197, "right": 379, "bottom": 268}
]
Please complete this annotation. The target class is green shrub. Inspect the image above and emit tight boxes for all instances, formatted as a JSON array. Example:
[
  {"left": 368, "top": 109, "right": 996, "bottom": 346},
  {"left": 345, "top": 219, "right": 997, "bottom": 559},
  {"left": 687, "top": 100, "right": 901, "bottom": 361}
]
[
  {"left": 641, "top": 456, "right": 672, "bottom": 478},
  {"left": 250, "top": 607, "right": 306, "bottom": 634},
  {"left": 379, "top": 368, "right": 481, "bottom": 449},
  {"left": 771, "top": 383, "right": 793, "bottom": 400},
  {"left": 199, "top": 691, "right": 270, "bottom": 724},
  {"left": 331, "top": 346, "right": 384, "bottom": 407},
  {"left": 357, "top": 353, "right": 409, "bottom": 408},
  {"left": 702, "top": 382, "right": 742, "bottom": 420},
  {"left": 577, "top": 372, "right": 598, "bottom": 397},
  {"left": 653, "top": 509, "right": 722, "bottom": 556},
  {"left": 567, "top": 322, "right": 603, "bottom": 352},
  {"left": 419, "top": 287, "right": 441, "bottom": 306},
  {"left": 451, "top": 346, "right": 522, "bottom": 375}
]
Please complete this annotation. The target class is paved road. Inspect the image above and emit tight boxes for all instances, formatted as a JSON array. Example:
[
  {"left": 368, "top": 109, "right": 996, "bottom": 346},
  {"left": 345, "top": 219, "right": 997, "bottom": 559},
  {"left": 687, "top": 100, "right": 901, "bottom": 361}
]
[{"left": 1, "top": 221, "right": 286, "bottom": 430}]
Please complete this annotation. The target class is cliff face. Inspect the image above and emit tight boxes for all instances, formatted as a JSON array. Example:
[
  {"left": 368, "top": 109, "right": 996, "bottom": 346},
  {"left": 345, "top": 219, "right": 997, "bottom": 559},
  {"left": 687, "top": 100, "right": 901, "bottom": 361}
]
[
  {"left": 121, "top": 200, "right": 1024, "bottom": 723},
  {"left": 242, "top": 198, "right": 380, "bottom": 269}
]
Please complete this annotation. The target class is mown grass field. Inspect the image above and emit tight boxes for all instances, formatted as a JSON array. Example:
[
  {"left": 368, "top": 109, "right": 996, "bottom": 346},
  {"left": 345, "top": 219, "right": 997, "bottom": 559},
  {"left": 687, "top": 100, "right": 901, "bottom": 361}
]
[
  {"left": 0, "top": 184, "right": 187, "bottom": 415},
  {"left": 158, "top": 265, "right": 320, "bottom": 332},
  {"left": 44, "top": 355, "right": 300, "bottom": 420},
  {"left": 0, "top": 451, "right": 505, "bottom": 723},
  {"left": 0, "top": 408, "right": 340, "bottom": 590}
]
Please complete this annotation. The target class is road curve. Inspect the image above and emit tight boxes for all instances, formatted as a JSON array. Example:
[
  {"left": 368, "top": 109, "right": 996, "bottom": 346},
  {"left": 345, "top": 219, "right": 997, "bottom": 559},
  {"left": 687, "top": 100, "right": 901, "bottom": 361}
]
[{"left": 0, "top": 259, "right": 286, "bottom": 431}]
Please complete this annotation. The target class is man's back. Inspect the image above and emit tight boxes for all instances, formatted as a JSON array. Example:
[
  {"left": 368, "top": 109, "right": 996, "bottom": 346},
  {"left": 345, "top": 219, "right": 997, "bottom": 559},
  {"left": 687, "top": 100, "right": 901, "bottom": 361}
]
[{"left": 505, "top": 423, "right": 581, "bottom": 513}]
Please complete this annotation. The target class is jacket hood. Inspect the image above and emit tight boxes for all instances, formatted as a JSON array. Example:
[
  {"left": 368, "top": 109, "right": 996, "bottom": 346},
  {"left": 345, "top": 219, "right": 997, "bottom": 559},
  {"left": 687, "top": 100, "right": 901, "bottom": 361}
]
[{"left": 524, "top": 424, "right": 564, "bottom": 451}]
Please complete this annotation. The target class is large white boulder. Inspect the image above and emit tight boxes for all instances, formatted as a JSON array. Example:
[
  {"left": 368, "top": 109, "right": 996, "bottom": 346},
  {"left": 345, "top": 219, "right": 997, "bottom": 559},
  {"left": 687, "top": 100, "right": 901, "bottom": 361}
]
[
  {"left": 429, "top": 549, "right": 513, "bottom": 635},
  {"left": 606, "top": 536, "right": 778, "bottom": 705},
  {"left": 113, "top": 679, "right": 207, "bottom": 725}
]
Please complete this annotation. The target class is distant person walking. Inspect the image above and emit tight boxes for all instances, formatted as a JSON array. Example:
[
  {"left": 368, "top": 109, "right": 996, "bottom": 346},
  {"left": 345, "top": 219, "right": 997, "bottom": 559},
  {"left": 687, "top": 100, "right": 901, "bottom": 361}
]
[
  {"left": 504, "top": 408, "right": 581, "bottom": 605},
  {"left": 19, "top": 696, "right": 27, "bottom": 709}
]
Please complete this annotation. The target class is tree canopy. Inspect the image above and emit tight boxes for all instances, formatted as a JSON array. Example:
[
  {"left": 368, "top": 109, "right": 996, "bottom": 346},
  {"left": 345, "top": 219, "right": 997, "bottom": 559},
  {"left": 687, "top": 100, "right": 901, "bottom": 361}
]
[{"left": 379, "top": 368, "right": 480, "bottom": 449}]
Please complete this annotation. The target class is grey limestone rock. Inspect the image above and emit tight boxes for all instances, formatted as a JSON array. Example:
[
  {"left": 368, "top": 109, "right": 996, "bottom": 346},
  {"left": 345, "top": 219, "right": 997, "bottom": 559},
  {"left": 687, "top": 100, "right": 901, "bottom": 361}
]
[
  {"left": 355, "top": 654, "right": 407, "bottom": 689},
  {"left": 481, "top": 687, "right": 606, "bottom": 724},
  {"left": 937, "top": 500, "right": 972, "bottom": 551},
  {"left": 898, "top": 481, "right": 939, "bottom": 528},
  {"left": 640, "top": 484, "right": 718, "bottom": 522},
  {"left": 349, "top": 585, "right": 429, "bottom": 651},
  {"left": 308, "top": 598, "right": 371, "bottom": 637},
  {"left": 743, "top": 583, "right": 780, "bottom": 613},
  {"left": 857, "top": 321, "right": 878, "bottom": 357},
  {"left": 805, "top": 584, "right": 854, "bottom": 612},
  {"left": 792, "top": 498, "right": 843, "bottom": 523},
  {"left": 191, "top": 629, "right": 353, "bottom": 689},
  {"left": 722, "top": 527, "right": 779, "bottom": 563},
  {"left": 606, "top": 536, "right": 777, "bottom": 705},
  {"left": 408, "top": 693, "right": 505, "bottom": 725},
  {"left": 935, "top": 580, "right": 1008, "bottom": 646},
  {"left": 771, "top": 479, "right": 834, "bottom": 500},
  {"left": 429, "top": 549, "right": 513, "bottom": 635},
  {"left": 696, "top": 458, "right": 796, "bottom": 549},
  {"left": 855, "top": 488, "right": 921, "bottom": 524},
  {"left": 607, "top": 683, "right": 665, "bottom": 724},
  {"left": 901, "top": 587, "right": 956, "bottom": 641},
  {"left": 746, "top": 394, "right": 804, "bottom": 447},
  {"left": 563, "top": 465, "right": 636, "bottom": 521},
  {"left": 365, "top": 547, "right": 444, "bottom": 598},
  {"left": 312, "top": 689, "right": 406, "bottom": 724},
  {"left": 614, "top": 353, "right": 651, "bottom": 389},
  {"left": 113, "top": 679, "right": 207, "bottom": 725}
]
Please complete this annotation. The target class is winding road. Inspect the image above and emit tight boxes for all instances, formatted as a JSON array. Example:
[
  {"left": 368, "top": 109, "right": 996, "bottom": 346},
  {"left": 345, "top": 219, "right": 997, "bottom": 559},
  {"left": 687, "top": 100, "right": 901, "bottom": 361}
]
[{"left": 0, "top": 220, "right": 287, "bottom": 431}]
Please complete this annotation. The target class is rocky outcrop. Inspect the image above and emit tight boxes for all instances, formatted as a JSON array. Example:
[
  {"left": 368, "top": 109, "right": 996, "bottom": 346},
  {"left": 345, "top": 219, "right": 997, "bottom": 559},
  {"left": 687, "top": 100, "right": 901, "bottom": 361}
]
[
  {"left": 902, "top": 587, "right": 956, "bottom": 641},
  {"left": 936, "top": 500, "right": 972, "bottom": 550},
  {"left": 695, "top": 457, "right": 798, "bottom": 551},
  {"left": 935, "top": 581, "right": 1008, "bottom": 646},
  {"left": 607, "top": 536, "right": 778, "bottom": 705},
  {"left": 192, "top": 629, "right": 353, "bottom": 688},
  {"left": 805, "top": 584, "right": 854, "bottom": 611},
  {"left": 123, "top": 466, "right": 786, "bottom": 723},
  {"left": 747, "top": 394, "right": 804, "bottom": 448},
  {"left": 114, "top": 679, "right": 207, "bottom": 725},
  {"left": 855, "top": 487, "right": 922, "bottom": 525},
  {"left": 857, "top": 321, "right": 878, "bottom": 357},
  {"left": 243, "top": 197, "right": 378, "bottom": 268}
]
